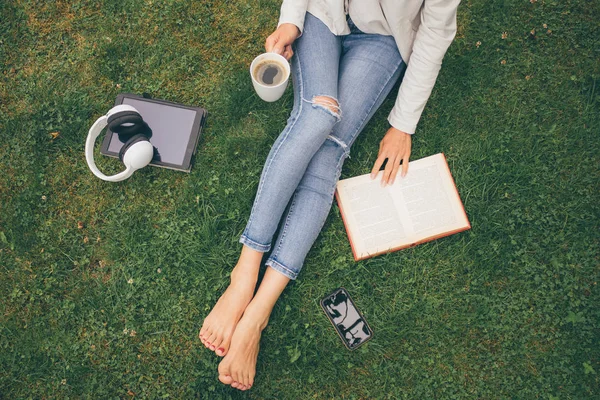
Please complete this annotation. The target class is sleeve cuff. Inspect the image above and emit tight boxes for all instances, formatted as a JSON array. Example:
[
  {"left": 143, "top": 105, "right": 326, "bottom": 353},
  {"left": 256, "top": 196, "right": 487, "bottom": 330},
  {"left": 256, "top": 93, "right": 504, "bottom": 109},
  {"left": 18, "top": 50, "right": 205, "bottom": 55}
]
[
  {"left": 278, "top": 4, "right": 307, "bottom": 34},
  {"left": 387, "top": 112, "right": 417, "bottom": 135}
]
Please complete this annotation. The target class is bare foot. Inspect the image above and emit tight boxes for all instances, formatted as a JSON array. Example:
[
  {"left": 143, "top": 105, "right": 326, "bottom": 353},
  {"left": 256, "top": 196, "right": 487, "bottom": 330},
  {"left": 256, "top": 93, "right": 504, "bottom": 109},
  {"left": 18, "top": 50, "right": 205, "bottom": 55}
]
[
  {"left": 199, "top": 263, "right": 258, "bottom": 356},
  {"left": 217, "top": 305, "right": 268, "bottom": 391}
]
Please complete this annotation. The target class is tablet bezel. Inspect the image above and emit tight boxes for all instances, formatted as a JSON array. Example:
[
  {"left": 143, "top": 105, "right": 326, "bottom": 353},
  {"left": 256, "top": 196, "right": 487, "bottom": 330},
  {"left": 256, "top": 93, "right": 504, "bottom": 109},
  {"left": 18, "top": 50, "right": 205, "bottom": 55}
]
[{"left": 100, "top": 93, "right": 206, "bottom": 172}]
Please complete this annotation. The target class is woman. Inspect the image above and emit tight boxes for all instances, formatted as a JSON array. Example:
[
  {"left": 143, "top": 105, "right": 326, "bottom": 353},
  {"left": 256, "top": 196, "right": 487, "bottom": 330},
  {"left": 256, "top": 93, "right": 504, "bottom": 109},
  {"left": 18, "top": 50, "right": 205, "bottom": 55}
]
[{"left": 199, "top": 0, "right": 460, "bottom": 391}]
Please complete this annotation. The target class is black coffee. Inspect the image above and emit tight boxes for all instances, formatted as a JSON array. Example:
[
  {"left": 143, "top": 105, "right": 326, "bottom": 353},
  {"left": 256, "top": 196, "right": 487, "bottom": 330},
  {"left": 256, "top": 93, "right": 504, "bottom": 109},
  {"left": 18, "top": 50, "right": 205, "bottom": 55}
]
[{"left": 253, "top": 61, "right": 285, "bottom": 86}]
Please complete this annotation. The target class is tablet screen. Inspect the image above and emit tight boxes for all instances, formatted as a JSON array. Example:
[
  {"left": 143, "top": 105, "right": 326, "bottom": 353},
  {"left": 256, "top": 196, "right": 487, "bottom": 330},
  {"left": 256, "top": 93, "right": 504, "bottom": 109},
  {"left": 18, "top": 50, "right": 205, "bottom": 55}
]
[{"left": 105, "top": 97, "right": 198, "bottom": 167}]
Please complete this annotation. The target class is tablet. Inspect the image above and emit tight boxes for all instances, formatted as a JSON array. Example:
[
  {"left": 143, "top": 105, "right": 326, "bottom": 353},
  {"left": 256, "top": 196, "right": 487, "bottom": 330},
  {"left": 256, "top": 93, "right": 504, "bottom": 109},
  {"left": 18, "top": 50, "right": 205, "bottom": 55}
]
[{"left": 100, "top": 93, "right": 206, "bottom": 172}]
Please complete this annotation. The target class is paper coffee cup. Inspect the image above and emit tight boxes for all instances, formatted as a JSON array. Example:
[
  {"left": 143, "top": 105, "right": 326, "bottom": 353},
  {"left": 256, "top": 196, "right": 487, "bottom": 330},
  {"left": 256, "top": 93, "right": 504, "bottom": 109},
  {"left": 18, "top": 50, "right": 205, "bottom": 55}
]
[{"left": 250, "top": 53, "right": 290, "bottom": 102}]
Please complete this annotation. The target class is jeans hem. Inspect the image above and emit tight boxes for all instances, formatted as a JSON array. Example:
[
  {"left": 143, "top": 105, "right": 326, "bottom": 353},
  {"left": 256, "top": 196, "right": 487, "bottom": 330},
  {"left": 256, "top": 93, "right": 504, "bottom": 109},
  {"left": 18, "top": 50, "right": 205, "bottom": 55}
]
[
  {"left": 265, "top": 258, "right": 299, "bottom": 280},
  {"left": 239, "top": 235, "right": 271, "bottom": 253}
]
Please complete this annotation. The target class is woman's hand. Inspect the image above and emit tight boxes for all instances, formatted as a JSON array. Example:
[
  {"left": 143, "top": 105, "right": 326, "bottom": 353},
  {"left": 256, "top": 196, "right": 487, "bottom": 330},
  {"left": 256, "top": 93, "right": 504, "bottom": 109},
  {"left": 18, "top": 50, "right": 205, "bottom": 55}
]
[
  {"left": 370, "top": 127, "right": 412, "bottom": 186},
  {"left": 265, "top": 23, "right": 300, "bottom": 60}
]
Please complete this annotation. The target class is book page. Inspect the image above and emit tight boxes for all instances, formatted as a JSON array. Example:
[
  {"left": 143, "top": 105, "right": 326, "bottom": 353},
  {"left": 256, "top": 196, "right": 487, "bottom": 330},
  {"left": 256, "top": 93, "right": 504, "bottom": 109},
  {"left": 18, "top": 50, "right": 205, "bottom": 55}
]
[
  {"left": 342, "top": 181, "right": 407, "bottom": 254},
  {"left": 389, "top": 156, "right": 460, "bottom": 238},
  {"left": 336, "top": 154, "right": 470, "bottom": 259}
]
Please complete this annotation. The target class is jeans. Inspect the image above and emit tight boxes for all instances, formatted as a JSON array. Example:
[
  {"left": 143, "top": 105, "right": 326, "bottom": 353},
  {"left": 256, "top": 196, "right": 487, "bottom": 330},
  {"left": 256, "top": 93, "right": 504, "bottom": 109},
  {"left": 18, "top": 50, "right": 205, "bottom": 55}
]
[{"left": 240, "top": 13, "right": 404, "bottom": 279}]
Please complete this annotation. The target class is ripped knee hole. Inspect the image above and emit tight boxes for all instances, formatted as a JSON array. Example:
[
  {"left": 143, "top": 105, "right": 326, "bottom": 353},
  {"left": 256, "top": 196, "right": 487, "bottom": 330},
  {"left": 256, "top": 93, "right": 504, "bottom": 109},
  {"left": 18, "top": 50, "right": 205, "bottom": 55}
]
[{"left": 311, "top": 96, "right": 341, "bottom": 118}]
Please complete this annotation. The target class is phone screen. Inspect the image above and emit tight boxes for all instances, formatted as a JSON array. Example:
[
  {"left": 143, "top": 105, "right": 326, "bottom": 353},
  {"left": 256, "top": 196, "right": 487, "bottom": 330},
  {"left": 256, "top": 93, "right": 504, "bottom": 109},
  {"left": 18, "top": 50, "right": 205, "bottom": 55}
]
[{"left": 321, "top": 288, "right": 373, "bottom": 350}]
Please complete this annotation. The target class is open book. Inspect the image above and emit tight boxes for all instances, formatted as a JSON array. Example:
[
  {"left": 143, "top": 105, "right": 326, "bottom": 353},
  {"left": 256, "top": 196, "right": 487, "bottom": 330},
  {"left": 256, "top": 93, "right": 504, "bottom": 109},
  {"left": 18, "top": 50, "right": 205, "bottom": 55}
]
[{"left": 335, "top": 153, "right": 470, "bottom": 261}]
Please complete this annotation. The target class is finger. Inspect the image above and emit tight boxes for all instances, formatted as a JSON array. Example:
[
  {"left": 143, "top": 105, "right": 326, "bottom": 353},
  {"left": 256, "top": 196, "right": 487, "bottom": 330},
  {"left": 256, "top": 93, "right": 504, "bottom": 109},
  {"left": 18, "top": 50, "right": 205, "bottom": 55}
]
[
  {"left": 265, "top": 35, "right": 277, "bottom": 53},
  {"left": 382, "top": 155, "right": 398, "bottom": 186},
  {"left": 401, "top": 152, "right": 411, "bottom": 177},
  {"left": 389, "top": 157, "right": 402, "bottom": 185},
  {"left": 371, "top": 154, "right": 387, "bottom": 179},
  {"left": 272, "top": 43, "right": 285, "bottom": 56},
  {"left": 283, "top": 45, "right": 294, "bottom": 60}
]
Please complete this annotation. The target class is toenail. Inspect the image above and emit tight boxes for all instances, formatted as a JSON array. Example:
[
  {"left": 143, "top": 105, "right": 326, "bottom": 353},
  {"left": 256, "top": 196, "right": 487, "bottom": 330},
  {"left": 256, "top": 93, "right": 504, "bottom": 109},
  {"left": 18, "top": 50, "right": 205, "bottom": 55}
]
[{"left": 218, "top": 347, "right": 225, "bottom": 353}]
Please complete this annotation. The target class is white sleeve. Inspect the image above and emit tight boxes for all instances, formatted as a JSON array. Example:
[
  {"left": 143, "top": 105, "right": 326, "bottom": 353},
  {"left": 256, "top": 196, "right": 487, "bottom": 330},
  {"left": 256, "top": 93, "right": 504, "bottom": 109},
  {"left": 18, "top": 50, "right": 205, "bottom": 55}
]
[
  {"left": 278, "top": 0, "right": 309, "bottom": 33},
  {"left": 388, "top": 0, "right": 460, "bottom": 134}
]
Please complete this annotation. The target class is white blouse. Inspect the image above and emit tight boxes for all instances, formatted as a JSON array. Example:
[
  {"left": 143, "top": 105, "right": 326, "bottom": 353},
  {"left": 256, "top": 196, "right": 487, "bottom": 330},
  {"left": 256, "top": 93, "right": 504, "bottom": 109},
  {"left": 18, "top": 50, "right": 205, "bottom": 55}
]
[{"left": 278, "top": 0, "right": 460, "bottom": 134}]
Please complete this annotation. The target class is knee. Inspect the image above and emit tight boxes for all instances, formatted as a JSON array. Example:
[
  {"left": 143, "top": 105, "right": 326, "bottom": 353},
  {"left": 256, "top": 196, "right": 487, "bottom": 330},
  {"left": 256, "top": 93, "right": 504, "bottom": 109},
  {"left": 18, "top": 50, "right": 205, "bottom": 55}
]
[{"left": 307, "top": 95, "right": 341, "bottom": 121}]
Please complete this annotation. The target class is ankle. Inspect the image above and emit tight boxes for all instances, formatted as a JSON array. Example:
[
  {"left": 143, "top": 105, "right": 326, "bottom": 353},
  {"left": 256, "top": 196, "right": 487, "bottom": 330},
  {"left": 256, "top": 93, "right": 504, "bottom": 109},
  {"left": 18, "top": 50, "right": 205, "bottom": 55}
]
[
  {"left": 230, "top": 263, "right": 259, "bottom": 287},
  {"left": 242, "top": 302, "right": 272, "bottom": 331},
  {"left": 230, "top": 247, "right": 262, "bottom": 282}
]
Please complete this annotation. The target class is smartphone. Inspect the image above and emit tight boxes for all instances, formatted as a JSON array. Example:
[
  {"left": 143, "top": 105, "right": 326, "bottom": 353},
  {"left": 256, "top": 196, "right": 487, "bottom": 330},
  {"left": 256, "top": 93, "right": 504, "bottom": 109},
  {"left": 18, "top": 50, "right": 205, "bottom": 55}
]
[{"left": 320, "top": 287, "right": 373, "bottom": 350}]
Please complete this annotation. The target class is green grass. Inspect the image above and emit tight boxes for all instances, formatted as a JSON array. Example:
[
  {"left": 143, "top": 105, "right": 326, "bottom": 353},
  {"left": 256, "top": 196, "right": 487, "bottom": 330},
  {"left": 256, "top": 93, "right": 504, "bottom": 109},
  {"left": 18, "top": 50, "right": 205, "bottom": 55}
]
[{"left": 1, "top": 0, "right": 598, "bottom": 398}]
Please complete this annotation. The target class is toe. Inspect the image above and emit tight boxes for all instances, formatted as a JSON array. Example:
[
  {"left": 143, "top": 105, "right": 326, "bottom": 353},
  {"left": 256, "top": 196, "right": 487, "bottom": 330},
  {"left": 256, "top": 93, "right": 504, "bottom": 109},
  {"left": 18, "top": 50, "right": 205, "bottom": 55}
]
[
  {"left": 215, "top": 347, "right": 227, "bottom": 357},
  {"left": 219, "top": 374, "right": 233, "bottom": 385},
  {"left": 212, "top": 335, "right": 224, "bottom": 353},
  {"left": 231, "top": 371, "right": 242, "bottom": 389},
  {"left": 216, "top": 336, "right": 231, "bottom": 357},
  {"left": 218, "top": 359, "right": 233, "bottom": 385},
  {"left": 199, "top": 323, "right": 208, "bottom": 338},
  {"left": 207, "top": 332, "right": 218, "bottom": 349},
  {"left": 199, "top": 326, "right": 211, "bottom": 344}
]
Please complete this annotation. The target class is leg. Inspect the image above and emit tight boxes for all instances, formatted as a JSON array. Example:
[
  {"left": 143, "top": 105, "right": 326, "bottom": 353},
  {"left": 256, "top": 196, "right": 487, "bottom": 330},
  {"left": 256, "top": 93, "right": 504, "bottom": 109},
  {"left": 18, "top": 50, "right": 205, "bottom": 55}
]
[
  {"left": 199, "top": 245, "right": 261, "bottom": 355},
  {"left": 217, "top": 268, "right": 289, "bottom": 390},
  {"left": 239, "top": 12, "right": 343, "bottom": 253},
  {"left": 266, "top": 27, "right": 404, "bottom": 279},
  {"left": 216, "top": 27, "right": 403, "bottom": 393},
  {"left": 200, "top": 13, "right": 342, "bottom": 358}
]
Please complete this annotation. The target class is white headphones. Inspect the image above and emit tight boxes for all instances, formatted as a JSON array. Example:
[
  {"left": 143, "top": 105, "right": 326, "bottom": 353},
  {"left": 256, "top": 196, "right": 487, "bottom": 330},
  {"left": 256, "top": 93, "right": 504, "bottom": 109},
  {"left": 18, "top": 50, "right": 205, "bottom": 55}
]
[{"left": 85, "top": 105, "right": 154, "bottom": 182}]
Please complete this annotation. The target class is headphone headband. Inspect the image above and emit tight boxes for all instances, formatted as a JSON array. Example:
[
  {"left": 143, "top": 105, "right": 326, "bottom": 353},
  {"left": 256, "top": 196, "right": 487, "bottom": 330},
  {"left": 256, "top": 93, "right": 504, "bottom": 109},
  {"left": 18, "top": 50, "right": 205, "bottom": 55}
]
[
  {"left": 107, "top": 104, "right": 139, "bottom": 117},
  {"left": 85, "top": 105, "right": 154, "bottom": 182}
]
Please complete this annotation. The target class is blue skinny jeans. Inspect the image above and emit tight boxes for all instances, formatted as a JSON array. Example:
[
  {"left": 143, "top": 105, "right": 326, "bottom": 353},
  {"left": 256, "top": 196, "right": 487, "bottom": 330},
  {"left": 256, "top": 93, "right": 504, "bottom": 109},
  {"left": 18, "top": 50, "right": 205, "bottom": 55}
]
[{"left": 240, "top": 13, "right": 404, "bottom": 279}]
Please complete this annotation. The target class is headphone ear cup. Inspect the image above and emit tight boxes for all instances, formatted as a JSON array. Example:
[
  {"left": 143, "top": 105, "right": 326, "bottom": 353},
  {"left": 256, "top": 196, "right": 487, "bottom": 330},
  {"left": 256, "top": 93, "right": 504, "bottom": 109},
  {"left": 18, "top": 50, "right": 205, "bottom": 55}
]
[
  {"left": 108, "top": 111, "right": 146, "bottom": 136},
  {"left": 119, "top": 134, "right": 152, "bottom": 162}
]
